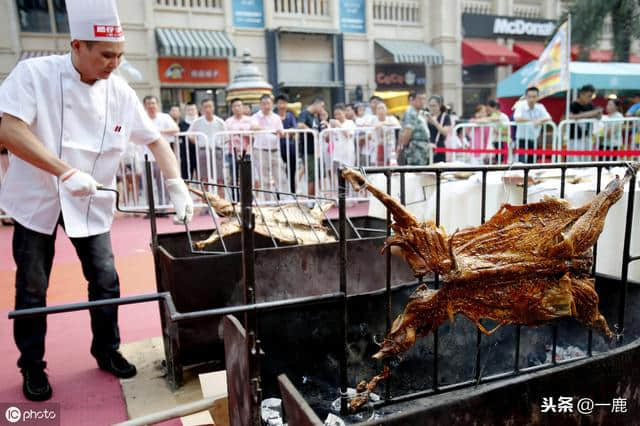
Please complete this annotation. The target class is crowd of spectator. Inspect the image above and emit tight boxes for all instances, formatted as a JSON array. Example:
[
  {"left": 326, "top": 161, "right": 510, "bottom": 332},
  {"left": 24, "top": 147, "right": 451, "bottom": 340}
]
[{"left": 129, "top": 87, "right": 640, "bottom": 201}]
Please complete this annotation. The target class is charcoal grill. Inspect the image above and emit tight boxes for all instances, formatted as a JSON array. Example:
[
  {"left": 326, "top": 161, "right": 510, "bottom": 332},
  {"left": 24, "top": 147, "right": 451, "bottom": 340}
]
[{"left": 151, "top": 161, "right": 415, "bottom": 387}]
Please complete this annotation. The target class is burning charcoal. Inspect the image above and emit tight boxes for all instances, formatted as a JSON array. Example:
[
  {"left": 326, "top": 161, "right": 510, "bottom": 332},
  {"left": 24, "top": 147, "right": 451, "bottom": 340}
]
[{"left": 324, "top": 413, "right": 346, "bottom": 426}]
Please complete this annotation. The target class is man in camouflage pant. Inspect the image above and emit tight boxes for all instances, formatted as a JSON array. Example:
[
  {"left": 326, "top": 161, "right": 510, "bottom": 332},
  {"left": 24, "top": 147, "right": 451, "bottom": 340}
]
[{"left": 398, "top": 92, "right": 430, "bottom": 165}]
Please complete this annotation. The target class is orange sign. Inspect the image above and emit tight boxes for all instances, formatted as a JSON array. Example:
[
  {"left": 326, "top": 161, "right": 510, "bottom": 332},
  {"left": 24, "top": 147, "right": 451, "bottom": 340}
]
[{"left": 158, "top": 58, "right": 229, "bottom": 84}]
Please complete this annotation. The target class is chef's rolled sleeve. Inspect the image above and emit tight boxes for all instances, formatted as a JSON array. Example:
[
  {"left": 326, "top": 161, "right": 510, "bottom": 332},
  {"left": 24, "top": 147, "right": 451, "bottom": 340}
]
[
  {"left": 128, "top": 94, "right": 161, "bottom": 145},
  {"left": 0, "top": 62, "right": 37, "bottom": 125}
]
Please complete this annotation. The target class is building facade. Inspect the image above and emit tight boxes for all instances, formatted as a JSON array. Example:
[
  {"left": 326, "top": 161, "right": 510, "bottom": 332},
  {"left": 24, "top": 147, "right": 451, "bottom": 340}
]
[{"left": 0, "top": 0, "right": 637, "bottom": 118}]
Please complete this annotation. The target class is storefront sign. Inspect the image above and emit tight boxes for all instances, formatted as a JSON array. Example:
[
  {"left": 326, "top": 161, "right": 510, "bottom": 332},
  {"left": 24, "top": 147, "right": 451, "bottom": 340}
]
[
  {"left": 375, "top": 64, "right": 425, "bottom": 89},
  {"left": 158, "top": 58, "right": 229, "bottom": 84},
  {"left": 340, "top": 0, "right": 366, "bottom": 33},
  {"left": 462, "top": 13, "right": 556, "bottom": 39},
  {"left": 232, "top": 0, "right": 264, "bottom": 28}
]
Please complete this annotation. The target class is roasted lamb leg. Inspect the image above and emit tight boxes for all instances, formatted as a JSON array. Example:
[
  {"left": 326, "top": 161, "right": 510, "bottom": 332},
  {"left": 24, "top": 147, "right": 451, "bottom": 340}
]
[{"left": 341, "top": 165, "right": 637, "bottom": 411}]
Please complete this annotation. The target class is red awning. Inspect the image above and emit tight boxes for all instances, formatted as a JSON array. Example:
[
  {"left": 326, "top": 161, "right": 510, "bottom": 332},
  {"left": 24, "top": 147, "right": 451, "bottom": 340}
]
[
  {"left": 462, "top": 39, "right": 521, "bottom": 66},
  {"left": 513, "top": 42, "right": 545, "bottom": 66},
  {"left": 631, "top": 54, "right": 640, "bottom": 63}
]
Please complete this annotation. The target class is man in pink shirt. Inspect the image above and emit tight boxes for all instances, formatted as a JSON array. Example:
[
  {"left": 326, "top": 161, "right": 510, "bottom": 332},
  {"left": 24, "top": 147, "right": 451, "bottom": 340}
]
[
  {"left": 251, "top": 94, "right": 285, "bottom": 197},
  {"left": 224, "top": 98, "right": 253, "bottom": 155},
  {"left": 224, "top": 98, "right": 253, "bottom": 183}
]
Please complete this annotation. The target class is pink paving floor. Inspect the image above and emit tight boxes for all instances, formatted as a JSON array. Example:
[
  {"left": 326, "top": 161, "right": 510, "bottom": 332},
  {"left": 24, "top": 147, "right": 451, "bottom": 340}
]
[{"left": 0, "top": 203, "right": 369, "bottom": 425}]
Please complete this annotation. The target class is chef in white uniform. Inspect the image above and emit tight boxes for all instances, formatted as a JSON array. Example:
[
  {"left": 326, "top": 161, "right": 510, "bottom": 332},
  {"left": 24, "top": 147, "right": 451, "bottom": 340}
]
[{"left": 0, "top": 0, "right": 193, "bottom": 401}]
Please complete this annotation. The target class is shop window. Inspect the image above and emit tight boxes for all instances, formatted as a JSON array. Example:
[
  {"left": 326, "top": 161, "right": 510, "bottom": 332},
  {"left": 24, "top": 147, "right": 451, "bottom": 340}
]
[
  {"left": 462, "top": 65, "right": 496, "bottom": 85},
  {"left": 16, "top": 0, "right": 68, "bottom": 33},
  {"left": 52, "top": 0, "right": 69, "bottom": 33}
]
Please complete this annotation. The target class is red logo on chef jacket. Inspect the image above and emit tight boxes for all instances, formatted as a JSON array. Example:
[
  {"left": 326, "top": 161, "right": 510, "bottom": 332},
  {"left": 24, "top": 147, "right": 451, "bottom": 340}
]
[
  {"left": 94, "top": 25, "right": 123, "bottom": 38},
  {"left": 114, "top": 125, "right": 122, "bottom": 133}
]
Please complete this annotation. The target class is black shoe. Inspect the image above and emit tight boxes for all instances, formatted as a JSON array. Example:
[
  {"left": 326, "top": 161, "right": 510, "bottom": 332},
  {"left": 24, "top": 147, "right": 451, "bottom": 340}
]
[
  {"left": 21, "top": 362, "right": 52, "bottom": 401},
  {"left": 92, "top": 350, "right": 137, "bottom": 379}
]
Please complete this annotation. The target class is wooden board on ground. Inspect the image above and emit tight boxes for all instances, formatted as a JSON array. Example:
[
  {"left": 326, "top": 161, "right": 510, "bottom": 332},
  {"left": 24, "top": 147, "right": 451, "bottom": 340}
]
[
  {"left": 118, "top": 337, "right": 223, "bottom": 422},
  {"left": 180, "top": 410, "right": 215, "bottom": 426},
  {"left": 198, "top": 371, "right": 229, "bottom": 425}
]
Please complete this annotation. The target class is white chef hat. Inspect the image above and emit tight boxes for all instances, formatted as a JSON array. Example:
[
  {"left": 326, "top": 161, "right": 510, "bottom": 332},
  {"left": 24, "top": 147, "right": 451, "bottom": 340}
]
[{"left": 66, "top": 0, "right": 125, "bottom": 42}]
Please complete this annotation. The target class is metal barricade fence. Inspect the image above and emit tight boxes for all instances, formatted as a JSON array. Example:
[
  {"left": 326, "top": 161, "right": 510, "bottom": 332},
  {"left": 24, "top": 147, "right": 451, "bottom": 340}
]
[
  {"left": 557, "top": 117, "right": 640, "bottom": 162},
  {"left": 444, "top": 121, "right": 557, "bottom": 165},
  {"left": 210, "top": 128, "right": 319, "bottom": 203},
  {"left": 114, "top": 131, "right": 209, "bottom": 211},
  {"left": 114, "top": 129, "right": 320, "bottom": 209},
  {"left": 108, "top": 118, "right": 640, "bottom": 212},
  {"left": 557, "top": 118, "right": 600, "bottom": 162},
  {"left": 317, "top": 126, "right": 400, "bottom": 199},
  {"left": 511, "top": 120, "right": 557, "bottom": 164},
  {"left": 446, "top": 122, "right": 512, "bottom": 165}
]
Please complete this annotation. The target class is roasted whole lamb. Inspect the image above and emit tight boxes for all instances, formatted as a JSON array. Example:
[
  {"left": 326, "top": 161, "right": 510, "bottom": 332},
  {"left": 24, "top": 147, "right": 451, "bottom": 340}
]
[{"left": 341, "top": 165, "right": 637, "bottom": 411}]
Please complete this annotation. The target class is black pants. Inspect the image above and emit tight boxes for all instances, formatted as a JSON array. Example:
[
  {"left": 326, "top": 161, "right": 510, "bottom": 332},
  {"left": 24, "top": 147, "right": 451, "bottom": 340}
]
[
  {"left": 280, "top": 138, "right": 297, "bottom": 193},
  {"left": 13, "top": 219, "right": 120, "bottom": 369},
  {"left": 432, "top": 140, "right": 446, "bottom": 164},
  {"left": 179, "top": 140, "right": 198, "bottom": 180},
  {"left": 517, "top": 139, "right": 536, "bottom": 164},
  {"left": 493, "top": 141, "right": 509, "bottom": 164}
]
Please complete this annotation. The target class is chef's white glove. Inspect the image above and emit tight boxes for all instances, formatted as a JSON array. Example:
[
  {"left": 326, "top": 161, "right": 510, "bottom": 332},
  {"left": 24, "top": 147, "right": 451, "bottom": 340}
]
[
  {"left": 166, "top": 178, "right": 194, "bottom": 224},
  {"left": 60, "top": 168, "right": 98, "bottom": 197}
]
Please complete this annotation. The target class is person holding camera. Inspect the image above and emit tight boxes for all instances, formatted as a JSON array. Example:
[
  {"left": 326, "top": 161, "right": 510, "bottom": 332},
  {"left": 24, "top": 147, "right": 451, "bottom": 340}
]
[{"left": 425, "top": 95, "right": 451, "bottom": 164}]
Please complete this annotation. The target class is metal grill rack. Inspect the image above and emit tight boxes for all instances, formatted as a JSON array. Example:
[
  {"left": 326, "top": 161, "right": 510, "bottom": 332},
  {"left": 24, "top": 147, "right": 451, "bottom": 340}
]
[{"left": 179, "top": 168, "right": 385, "bottom": 256}]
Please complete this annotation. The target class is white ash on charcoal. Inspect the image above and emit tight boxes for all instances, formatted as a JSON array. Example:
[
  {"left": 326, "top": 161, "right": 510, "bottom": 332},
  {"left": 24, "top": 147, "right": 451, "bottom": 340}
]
[
  {"left": 324, "top": 413, "right": 346, "bottom": 426},
  {"left": 544, "top": 344, "right": 586, "bottom": 363},
  {"left": 261, "top": 397, "right": 284, "bottom": 425}
]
